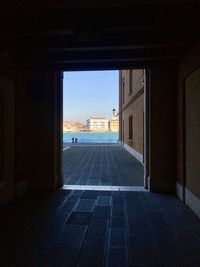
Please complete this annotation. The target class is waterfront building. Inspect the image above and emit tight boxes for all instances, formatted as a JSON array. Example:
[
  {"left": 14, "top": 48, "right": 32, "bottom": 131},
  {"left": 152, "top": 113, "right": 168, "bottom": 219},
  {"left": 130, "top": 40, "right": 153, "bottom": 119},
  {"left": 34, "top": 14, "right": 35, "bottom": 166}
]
[
  {"left": 63, "top": 121, "right": 84, "bottom": 132},
  {"left": 109, "top": 109, "right": 119, "bottom": 132},
  {"left": 119, "top": 69, "right": 144, "bottom": 163},
  {"left": 87, "top": 117, "right": 109, "bottom": 132}
]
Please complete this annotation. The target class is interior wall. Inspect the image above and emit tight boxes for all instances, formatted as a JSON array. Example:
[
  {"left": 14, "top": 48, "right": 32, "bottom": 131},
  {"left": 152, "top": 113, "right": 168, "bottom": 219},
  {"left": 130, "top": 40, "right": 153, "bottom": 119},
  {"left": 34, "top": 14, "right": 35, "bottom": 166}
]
[
  {"left": 0, "top": 57, "right": 63, "bottom": 205},
  {"left": 177, "top": 44, "right": 200, "bottom": 186},
  {"left": 185, "top": 68, "right": 200, "bottom": 198},
  {"left": 0, "top": 75, "right": 15, "bottom": 205},
  {"left": 16, "top": 70, "right": 62, "bottom": 190},
  {"left": 177, "top": 43, "right": 200, "bottom": 217}
]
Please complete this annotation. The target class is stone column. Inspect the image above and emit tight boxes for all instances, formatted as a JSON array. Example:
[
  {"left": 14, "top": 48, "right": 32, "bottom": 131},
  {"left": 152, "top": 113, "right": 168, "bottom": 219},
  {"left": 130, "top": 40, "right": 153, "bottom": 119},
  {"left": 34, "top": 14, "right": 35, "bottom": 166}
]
[
  {"left": 54, "top": 71, "right": 64, "bottom": 188},
  {"left": 148, "top": 65, "right": 177, "bottom": 193}
]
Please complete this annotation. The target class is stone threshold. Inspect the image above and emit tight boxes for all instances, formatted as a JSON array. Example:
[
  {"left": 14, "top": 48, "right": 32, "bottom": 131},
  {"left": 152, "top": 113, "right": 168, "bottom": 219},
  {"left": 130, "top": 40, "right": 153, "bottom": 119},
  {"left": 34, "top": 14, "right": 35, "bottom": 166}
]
[{"left": 63, "top": 185, "right": 147, "bottom": 191}]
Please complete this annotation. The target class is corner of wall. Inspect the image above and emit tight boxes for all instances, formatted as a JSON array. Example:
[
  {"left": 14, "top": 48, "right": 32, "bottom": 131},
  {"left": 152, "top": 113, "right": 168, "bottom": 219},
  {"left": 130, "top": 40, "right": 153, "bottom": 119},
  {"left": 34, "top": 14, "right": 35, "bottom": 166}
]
[
  {"left": 148, "top": 177, "right": 175, "bottom": 193},
  {"left": 123, "top": 142, "right": 143, "bottom": 164}
]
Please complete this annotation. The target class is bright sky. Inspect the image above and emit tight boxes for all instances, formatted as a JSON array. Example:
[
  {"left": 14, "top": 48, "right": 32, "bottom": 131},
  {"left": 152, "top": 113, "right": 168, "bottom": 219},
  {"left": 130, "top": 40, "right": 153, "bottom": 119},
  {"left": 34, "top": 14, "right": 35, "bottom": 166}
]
[{"left": 63, "top": 71, "right": 119, "bottom": 124}]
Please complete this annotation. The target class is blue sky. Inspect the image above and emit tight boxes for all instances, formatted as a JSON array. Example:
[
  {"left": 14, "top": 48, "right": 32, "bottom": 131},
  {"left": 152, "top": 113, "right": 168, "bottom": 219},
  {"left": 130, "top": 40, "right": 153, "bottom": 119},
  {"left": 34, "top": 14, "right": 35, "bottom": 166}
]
[{"left": 63, "top": 71, "right": 119, "bottom": 123}]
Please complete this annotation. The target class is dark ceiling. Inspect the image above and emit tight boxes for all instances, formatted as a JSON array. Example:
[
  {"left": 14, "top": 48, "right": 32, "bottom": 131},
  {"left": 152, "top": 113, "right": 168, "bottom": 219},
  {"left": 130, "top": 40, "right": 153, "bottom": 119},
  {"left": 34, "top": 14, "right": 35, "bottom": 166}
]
[{"left": 0, "top": 1, "right": 199, "bottom": 70}]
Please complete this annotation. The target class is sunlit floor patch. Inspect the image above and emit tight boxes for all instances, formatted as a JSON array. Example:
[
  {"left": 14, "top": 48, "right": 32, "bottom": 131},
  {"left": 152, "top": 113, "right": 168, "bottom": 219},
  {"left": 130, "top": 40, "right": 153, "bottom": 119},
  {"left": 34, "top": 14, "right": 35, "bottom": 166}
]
[
  {"left": 63, "top": 145, "right": 144, "bottom": 186},
  {"left": 63, "top": 146, "right": 70, "bottom": 151},
  {"left": 63, "top": 185, "right": 147, "bottom": 191}
]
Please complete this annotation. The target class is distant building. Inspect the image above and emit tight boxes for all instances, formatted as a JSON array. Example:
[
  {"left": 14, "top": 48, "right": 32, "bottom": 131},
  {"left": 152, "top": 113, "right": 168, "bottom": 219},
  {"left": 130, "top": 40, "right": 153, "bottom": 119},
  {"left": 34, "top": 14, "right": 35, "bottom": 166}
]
[
  {"left": 109, "top": 109, "right": 119, "bottom": 132},
  {"left": 87, "top": 117, "right": 109, "bottom": 132},
  {"left": 63, "top": 121, "right": 84, "bottom": 132}
]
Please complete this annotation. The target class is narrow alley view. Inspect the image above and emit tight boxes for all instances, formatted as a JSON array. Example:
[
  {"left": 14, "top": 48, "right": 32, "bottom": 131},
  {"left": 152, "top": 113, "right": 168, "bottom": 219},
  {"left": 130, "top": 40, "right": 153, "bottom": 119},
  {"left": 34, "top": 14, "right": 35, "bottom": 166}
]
[{"left": 63, "top": 70, "right": 145, "bottom": 188}]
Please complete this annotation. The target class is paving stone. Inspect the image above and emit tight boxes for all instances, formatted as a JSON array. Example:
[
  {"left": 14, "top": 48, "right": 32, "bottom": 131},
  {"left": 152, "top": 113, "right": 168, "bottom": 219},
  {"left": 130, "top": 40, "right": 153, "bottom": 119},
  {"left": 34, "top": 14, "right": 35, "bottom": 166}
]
[
  {"left": 111, "top": 217, "right": 125, "bottom": 228},
  {"left": 78, "top": 239, "right": 106, "bottom": 267},
  {"left": 72, "top": 190, "right": 83, "bottom": 196},
  {"left": 126, "top": 201, "right": 146, "bottom": 216},
  {"left": 56, "top": 225, "right": 87, "bottom": 248},
  {"left": 2, "top": 189, "right": 200, "bottom": 267},
  {"left": 193, "top": 225, "right": 200, "bottom": 236},
  {"left": 129, "top": 235, "right": 161, "bottom": 266},
  {"left": 57, "top": 190, "right": 71, "bottom": 197},
  {"left": 99, "top": 191, "right": 112, "bottom": 196},
  {"left": 124, "top": 192, "right": 143, "bottom": 201},
  {"left": 66, "top": 212, "right": 91, "bottom": 225},
  {"left": 178, "top": 237, "right": 200, "bottom": 257},
  {"left": 112, "top": 196, "right": 124, "bottom": 205},
  {"left": 80, "top": 191, "right": 100, "bottom": 199},
  {"left": 106, "top": 248, "right": 128, "bottom": 267},
  {"left": 164, "top": 209, "right": 187, "bottom": 224},
  {"left": 86, "top": 218, "right": 108, "bottom": 240},
  {"left": 143, "top": 199, "right": 161, "bottom": 210},
  {"left": 112, "top": 205, "right": 125, "bottom": 216},
  {"left": 155, "top": 234, "right": 185, "bottom": 261},
  {"left": 61, "top": 200, "right": 76, "bottom": 213},
  {"left": 148, "top": 211, "right": 171, "bottom": 234},
  {"left": 128, "top": 216, "right": 153, "bottom": 235},
  {"left": 162, "top": 255, "right": 200, "bottom": 267},
  {"left": 68, "top": 194, "right": 80, "bottom": 201},
  {"left": 44, "top": 247, "right": 80, "bottom": 267},
  {"left": 112, "top": 191, "right": 124, "bottom": 197},
  {"left": 181, "top": 209, "right": 200, "bottom": 226},
  {"left": 44, "top": 213, "right": 69, "bottom": 235},
  {"left": 109, "top": 228, "right": 126, "bottom": 248},
  {"left": 63, "top": 145, "right": 144, "bottom": 186},
  {"left": 97, "top": 196, "right": 112, "bottom": 206},
  {"left": 87, "top": 179, "right": 100, "bottom": 185},
  {"left": 93, "top": 206, "right": 111, "bottom": 219},
  {"left": 74, "top": 199, "right": 96, "bottom": 212}
]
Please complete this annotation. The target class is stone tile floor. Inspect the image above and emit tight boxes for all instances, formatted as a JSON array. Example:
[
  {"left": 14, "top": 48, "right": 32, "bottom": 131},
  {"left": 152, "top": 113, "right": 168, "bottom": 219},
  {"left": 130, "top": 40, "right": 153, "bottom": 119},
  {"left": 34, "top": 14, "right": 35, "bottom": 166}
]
[
  {"left": 1, "top": 189, "right": 200, "bottom": 266},
  {"left": 63, "top": 144, "right": 144, "bottom": 186}
]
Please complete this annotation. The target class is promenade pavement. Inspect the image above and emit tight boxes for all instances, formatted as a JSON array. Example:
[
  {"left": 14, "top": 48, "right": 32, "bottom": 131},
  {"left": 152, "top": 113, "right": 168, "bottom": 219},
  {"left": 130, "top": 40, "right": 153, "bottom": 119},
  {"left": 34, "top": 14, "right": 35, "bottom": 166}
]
[{"left": 63, "top": 143, "right": 144, "bottom": 186}]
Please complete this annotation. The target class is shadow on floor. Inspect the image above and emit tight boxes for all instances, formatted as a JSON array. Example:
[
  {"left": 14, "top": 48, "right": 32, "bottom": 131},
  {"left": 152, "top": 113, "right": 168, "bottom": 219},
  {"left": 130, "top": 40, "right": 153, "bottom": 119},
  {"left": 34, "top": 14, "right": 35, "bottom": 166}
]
[{"left": 1, "top": 189, "right": 200, "bottom": 266}]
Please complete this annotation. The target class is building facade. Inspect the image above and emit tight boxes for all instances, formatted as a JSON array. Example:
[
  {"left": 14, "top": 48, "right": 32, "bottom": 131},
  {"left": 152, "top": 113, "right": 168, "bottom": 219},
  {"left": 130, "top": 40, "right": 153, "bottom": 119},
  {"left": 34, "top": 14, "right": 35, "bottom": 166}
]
[
  {"left": 63, "top": 121, "right": 84, "bottom": 132},
  {"left": 109, "top": 109, "right": 119, "bottom": 132},
  {"left": 119, "top": 69, "right": 144, "bottom": 163},
  {"left": 87, "top": 117, "right": 109, "bottom": 132}
]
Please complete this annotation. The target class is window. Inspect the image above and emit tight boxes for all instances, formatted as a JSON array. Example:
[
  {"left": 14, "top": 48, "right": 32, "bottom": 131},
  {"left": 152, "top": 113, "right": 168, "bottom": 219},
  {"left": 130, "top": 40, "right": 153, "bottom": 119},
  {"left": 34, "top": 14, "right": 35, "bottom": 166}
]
[
  {"left": 129, "top": 115, "right": 133, "bottom": 140},
  {"left": 129, "top": 70, "right": 132, "bottom": 95}
]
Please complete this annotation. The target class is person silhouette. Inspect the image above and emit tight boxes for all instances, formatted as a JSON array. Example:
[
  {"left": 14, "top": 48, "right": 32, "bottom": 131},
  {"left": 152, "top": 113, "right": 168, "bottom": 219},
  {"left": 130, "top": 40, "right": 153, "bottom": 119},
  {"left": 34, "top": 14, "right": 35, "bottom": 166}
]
[
  {"left": 75, "top": 138, "right": 78, "bottom": 143},
  {"left": 72, "top": 137, "right": 74, "bottom": 143}
]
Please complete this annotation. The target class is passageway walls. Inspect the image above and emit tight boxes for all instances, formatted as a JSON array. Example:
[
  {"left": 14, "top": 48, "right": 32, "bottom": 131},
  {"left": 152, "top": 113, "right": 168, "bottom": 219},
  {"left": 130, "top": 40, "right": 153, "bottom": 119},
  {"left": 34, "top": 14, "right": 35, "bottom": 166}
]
[
  {"left": 177, "top": 42, "right": 200, "bottom": 217},
  {"left": 0, "top": 58, "right": 63, "bottom": 205},
  {"left": 148, "top": 66, "right": 177, "bottom": 193},
  {"left": 15, "top": 70, "right": 62, "bottom": 190}
]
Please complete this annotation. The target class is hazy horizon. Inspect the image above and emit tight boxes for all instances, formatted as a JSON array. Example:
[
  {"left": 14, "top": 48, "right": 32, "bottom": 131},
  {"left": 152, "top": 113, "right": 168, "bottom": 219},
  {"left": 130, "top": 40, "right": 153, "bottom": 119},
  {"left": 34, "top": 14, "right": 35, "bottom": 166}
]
[{"left": 63, "top": 71, "right": 119, "bottom": 124}]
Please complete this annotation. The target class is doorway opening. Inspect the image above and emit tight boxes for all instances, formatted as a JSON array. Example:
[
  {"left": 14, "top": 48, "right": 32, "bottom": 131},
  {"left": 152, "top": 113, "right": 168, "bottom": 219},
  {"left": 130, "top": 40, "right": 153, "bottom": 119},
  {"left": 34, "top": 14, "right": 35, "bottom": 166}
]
[{"left": 62, "top": 69, "right": 146, "bottom": 191}]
